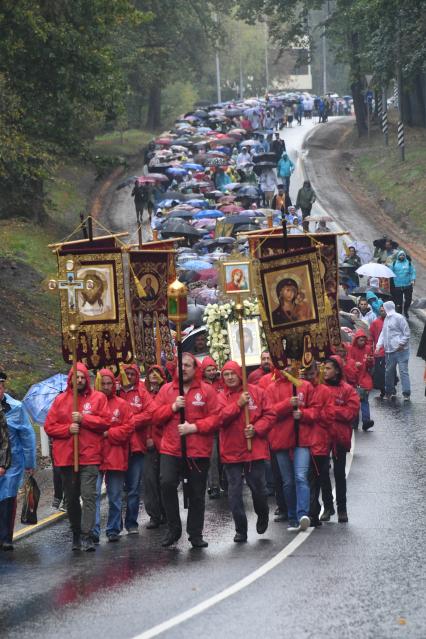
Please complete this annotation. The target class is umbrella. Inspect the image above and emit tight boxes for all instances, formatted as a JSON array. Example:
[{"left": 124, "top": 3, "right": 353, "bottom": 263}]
[
  {"left": 179, "top": 259, "right": 213, "bottom": 271},
  {"left": 186, "top": 199, "right": 209, "bottom": 208},
  {"left": 136, "top": 176, "right": 157, "bottom": 184},
  {"left": 253, "top": 162, "right": 276, "bottom": 175},
  {"left": 225, "top": 183, "right": 243, "bottom": 191},
  {"left": 303, "top": 215, "right": 333, "bottom": 222},
  {"left": 210, "top": 137, "right": 237, "bottom": 146},
  {"left": 115, "top": 176, "right": 137, "bottom": 190},
  {"left": 163, "top": 191, "right": 192, "bottom": 200},
  {"left": 160, "top": 218, "right": 204, "bottom": 239},
  {"left": 237, "top": 185, "right": 259, "bottom": 198},
  {"left": 342, "top": 241, "right": 373, "bottom": 265},
  {"left": 221, "top": 214, "right": 263, "bottom": 225},
  {"left": 252, "top": 153, "right": 277, "bottom": 164},
  {"left": 166, "top": 167, "right": 188, "bottom": 176},
  {"left": 351, "top": 286, "right": 392, "bottom": 299},
  {"left": 23, "top": 374, "right": 68, "bottom": 424},
  {"left": 372, "top": 237, "right": 399, "bottom": 250},
  {"left": 203, "top": 157, "right": 228, "bottom": 167},
  {"left": 147, "top": 173, "right": 169, "bottom": 182},
  {"left": 168, "top": 210, "right": 195, "bottom": 219},
  {"left": 193, "top": 210, "right": 223, "bottom": 219},
  {"left": 239, "top": 139, "right": 257, "bottom": 146},
  {"left": 155, "top": 137, "right": 174, "bottom": 145},
  {"left": 356, "top": 263, "right": 395, "bottom": 278},
  {"left": 219, "top": 204, "right": 244, "bottom": 214},
  {"left": 183, "top": 163, "right": 204, "bottom": 171}
]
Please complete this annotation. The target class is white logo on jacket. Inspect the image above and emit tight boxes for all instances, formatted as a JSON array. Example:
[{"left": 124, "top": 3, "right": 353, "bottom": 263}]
[
  {"left": 248, "top": 396, "right": 258, "bottom": 411},
  {"left": 192, "top": 392, "right": 205, "bottom": 407},
  {"left": 83, "top": 402, "right": 92, "bottom": 414},
  {"left": 132, "top": 395, "right": 141, "bottom": 407},
  {"left": 297, "top": 391, "right": 306, "bottom": 407},
  {"left": 112, "top": 408, "right": 121, "bottom": 422}
]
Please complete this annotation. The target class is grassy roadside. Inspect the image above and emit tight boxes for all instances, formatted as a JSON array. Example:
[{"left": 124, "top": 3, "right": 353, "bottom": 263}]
[
  {"left": 1, "top": 128, "right": 156, "bottom": 398},
  {"left": 351, "top": 111, "right": 426, "bottom": 241}
]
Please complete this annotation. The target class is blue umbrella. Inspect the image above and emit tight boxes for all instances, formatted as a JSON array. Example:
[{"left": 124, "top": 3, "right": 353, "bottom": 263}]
[
  {"left": 166, "top": 167, "right": 189, "bottom": 176},
  {"left": 23, "top": 373, "right": 68, "bottom": 424},
  {"left": 193, "top": 210, "right": 223, "bottom": 219},
  {"left": 180, "top": 259, "right": 213, "bottom": 271},
  {"left": 183, "top": 163, "right": 204, "bottom": 171},
  {"left": 186, "top": 199, "right": 209, "bottom": 208}
]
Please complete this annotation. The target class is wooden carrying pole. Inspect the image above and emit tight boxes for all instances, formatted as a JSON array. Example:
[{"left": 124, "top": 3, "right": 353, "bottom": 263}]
[
  {"left": 236, "top": 296, "right": 252, "bottom": 452},
  {"left": 69, "top": 323, "right": 79, "bottom": 472}
]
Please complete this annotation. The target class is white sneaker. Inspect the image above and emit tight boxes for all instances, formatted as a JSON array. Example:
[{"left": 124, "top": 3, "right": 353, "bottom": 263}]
[
  {"left": 299, "top": 516, "right": 311, "bottom": 531},
  {"left": 287, "top": 522, "right": 301, "bottom": 532}
]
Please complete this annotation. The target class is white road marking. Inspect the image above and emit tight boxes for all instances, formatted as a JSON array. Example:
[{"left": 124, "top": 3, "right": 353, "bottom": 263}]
[{"left": 132, "top": 435, "right": 356, "bottom": 639}]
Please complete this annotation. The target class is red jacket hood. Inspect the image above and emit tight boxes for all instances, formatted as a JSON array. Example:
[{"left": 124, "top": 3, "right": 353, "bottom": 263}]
[
  {"left": 67, "top": 363, "right": 92, "bottom": 394},
  {"left": 200, "top": 356, "right": 217, "bottom": 373},
  {"left": 123, "top": 363, "right": 141, "bottom": 383},
  {"left": 329, "top": 355, "right": 345, "bottom": 379},
  {"left": 352, "top": 329, "right": 368, "bottom": 347},
  {"left": 147, "top": 365, "right": 167, "bottom": 383},
  {"left": 221, "top": 360, "right": 242, "bottom": 381}
]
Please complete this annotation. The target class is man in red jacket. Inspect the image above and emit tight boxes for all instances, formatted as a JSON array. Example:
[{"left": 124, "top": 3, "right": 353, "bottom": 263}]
[
  {"left": 92, "top": 369, "right": 135, "bottom": 542},
  {"left": 321, "top": 356, "right": 360, "bottom": 523},
  {"left": 144, "top": 365, "right": 167, "bottom": 529},
  {"left": 45, "top": 363, "right": 109, "bottom": 551},
  {"left": 347, "top": 330, "right": 375, "bottom": 431},
  {"left": 201, "top": 356, "right": 222, "bottom": 500},
  {"left": 247, "top": 351, "right": 272, "bottom": 385},
  {"left": 153, "top": 353, "right": 220, "bottom": 548},
  {"left": 218, "top": 361, "right": 275, "bottom": 542},
  {"left": 118, "top": 363, "right": 154, "bottom": 534},
  {"left": 265, "top": 369, "right": 320, "bottom": 532}
]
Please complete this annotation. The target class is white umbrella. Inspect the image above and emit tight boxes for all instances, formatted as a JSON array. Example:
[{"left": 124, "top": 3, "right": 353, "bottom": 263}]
[{"left": 356, "top": 263, "right": 394, "bottom": 278}]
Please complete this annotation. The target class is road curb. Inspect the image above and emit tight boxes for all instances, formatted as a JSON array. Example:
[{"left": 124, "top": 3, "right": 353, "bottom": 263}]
[{"left": 13, "top": 510, "right": 68, "bottom": 542}]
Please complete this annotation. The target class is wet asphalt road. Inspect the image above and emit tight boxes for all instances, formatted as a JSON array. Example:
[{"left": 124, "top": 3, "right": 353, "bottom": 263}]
[{"left": 1, "top": 119, "right": 426, "bottom": 638}]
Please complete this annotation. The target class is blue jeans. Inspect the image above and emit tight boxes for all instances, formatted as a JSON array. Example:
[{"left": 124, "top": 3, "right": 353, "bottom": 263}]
[
  {"left": 360, "top": 395, "right": 370, "bottom": 422},
  {"left": 385, "top": 350, "right": 411, "bottom": 396},
  {"left": 93, "top": 470, "right": 125, "bottom": 537},
  {"left": 124, "top": 453, "right": 145, "bottom": 531},
  {"left": 276, "top": 448, "right": 311, "bottom": 524}
]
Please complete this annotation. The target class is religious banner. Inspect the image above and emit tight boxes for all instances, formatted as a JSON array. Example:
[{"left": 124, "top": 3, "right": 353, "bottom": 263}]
[
  {"left": 129, "top": 250, "right": 174, "bottom": 365},
  {"left": 249, "top": 231, "right": 341, "bottom": 357},
  {"left": 256, "top": 244, "right": 332, "bottom": 368},
  {"left": 55, "top": 242, "right": 134, "bottom": 371}
]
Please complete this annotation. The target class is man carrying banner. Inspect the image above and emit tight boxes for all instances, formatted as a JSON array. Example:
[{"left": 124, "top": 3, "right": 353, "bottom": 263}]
[
  {"left": 218, "top": 361, "right": 275, "bottom": 542},
  {"left": 45, "top": 363, "right": 109, "bottom": 552},
  {"left": 118, "top": 363, "right": 154, "bottom": 535},
  {"left": 153, "top": 353, "right": 220, "bottom": 548}
]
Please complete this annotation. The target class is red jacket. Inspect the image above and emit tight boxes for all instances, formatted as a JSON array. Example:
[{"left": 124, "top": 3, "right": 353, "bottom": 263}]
[
  {"left": 200, "top": 356, "right": 223, "bottom": 393},
  {"left": 247, "top": 366, "right": 269, "bottom": 385},
  {"left": 218, "top": 373, "right": 275, "bottom": 463},
  {"left": 347, "top": 330, "right": 374, "bottom": 390},
  {"left": 369, "top": 317, "right": 385, "bottom": 357},
  {"left": 118, "top": 364, "right": 154, "bottom": 454},
  {"left": 265, "top": 375, "right": 320, "bottom": 450},
  {"left": 321, "top": 380, "right": 360, "bottom": 453},
  {"left": 309, "top": 383, "right": 332, "bottom": 457},
  {"left": 152, "top": 377, "right": 220, "bottom": 458},
  {"left": 45, "top": 363, "right": 109, "bottom": 466},
  {"left": 99, "top": 370, "right": 135, "bottom": 471}
]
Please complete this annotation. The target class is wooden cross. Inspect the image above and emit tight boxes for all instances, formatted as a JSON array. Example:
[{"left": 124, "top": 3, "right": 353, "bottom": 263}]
[{"left": 57, "top": 271, "right": 84, "bottom": 312}]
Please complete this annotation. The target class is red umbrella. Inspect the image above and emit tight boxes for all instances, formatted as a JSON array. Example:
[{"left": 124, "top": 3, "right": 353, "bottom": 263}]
[
  {"left": 155, "top": 137, "right": 174, "bottom": 145},
  {"left": 229, "top": 128, "right": 246, "bottom": 136},
  {"left": 219, "top": 204, "right": 243, "bottom": 213},
  {"left": 136, "top": 176, "right": 157, "bottom": 184}
]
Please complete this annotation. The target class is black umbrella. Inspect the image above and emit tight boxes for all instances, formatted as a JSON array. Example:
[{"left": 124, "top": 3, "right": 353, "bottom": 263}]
[
  {"left": 222, "top": 214, "right": 264, "bottom": 224},
  {"left": 253, "top": 162, "right": 276, "bottom": 175},
  {"left": 338, "top": 296, "right": 357, "bottom": 312},
  {"left": 160, "top": 218, "right": 204, "bottom": 239},
  {"left": 237, "top": 185, "right": 260, "bottom": 198},
  {"left": 163, "top": 191, "right": 187, "bottom": 201},
  {"left": 252, "top": 153, "right": 277, "bottom": 164},
  {"left": 351, "top": 286, "right": 392, "bottom": 298},
  {"left": 373, "top": 237, "right": 399, "bottom": 249},
  {"left": 167, "top": 210, "right": 195, "bottom": 219}
]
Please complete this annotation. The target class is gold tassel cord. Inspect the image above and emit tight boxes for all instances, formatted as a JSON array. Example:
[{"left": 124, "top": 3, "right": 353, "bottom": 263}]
[
  {"left": 119, "top": 363, "right": 131, "bottom": 387},
  {"left": 94, "top": 371, "right": 102, "bottom": 391}
]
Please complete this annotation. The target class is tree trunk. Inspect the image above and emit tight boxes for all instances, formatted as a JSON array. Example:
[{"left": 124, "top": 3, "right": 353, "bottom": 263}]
[
  {"left": 146, "top": 86, "right": 162, "bottom": 131},
  {"left": 349, "top": 31, "right": 367, "bottom": 136}
]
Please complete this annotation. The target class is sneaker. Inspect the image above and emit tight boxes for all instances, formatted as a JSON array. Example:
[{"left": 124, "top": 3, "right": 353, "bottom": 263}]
[
  {"left": 81, "top": 535, "right": 96, "bottom": 552},
  {"left": 146, "top": 518, "right": 160, "bottom": 530},
  {"left": 274, "top": 510, "right": 288, "bottom": 522},
  {"left": 127, "top": 527, "right": 139, "bottom": 535},
  {"left": 90, "top": 532, "right": 100, "bottom": 545},
  {"left": 338, "top": 510, "right": 349, "bottom": 523},
  {"left": 59, "top": 500, "right": 67, "bottom": 512},
  {"left": 320, "top": 507, "right": 335, "bottom": 522},
  {"left": 189, "top": 537, "right": 208, "bottom": 548},
  {"left": 208, "top": 486, "right": 221, "bottom": 500},
  {"left": 299, "top": 516, "right": 310, "bottom": 531},
  {"left": 310, "top": 518, "right": 322, "bottom": 528},
  {"left": 107, "top": 533, "right": 120, "bottom": 542},
  {"left": 403, "top": 394, "right": 411, "bottom": 402},
  {"left": 362, "top": 420, "right": 374, "bottom": 431},
  {"left": 52, "top": 497, "right": 61, "bottom": 509},
  {"left": 287, "top": 521, "right": 300, "bottom": 532},
  {"left": 161, "top": 531, "right": 181, "bottom": 547},
  {"left": 390, "top": 393, "right": 397, "bottom": 401}
]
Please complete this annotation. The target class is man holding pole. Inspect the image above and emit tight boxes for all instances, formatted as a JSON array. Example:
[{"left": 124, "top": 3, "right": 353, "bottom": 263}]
[
  {"left": 218, "top": 361, "right": 275, "bottom": 542},
  {"left": 45, "top": 363, "right": 109, "bottom": 552},
  {"left": 152, "top": 353, "right": 220, "bottom": 548}
]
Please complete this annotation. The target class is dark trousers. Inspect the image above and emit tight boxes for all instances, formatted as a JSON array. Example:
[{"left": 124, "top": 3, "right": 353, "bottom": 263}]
[
  {"left": 53, "top": 466, "right": 63, "bottom": 501},
  {"left": 393, "top": 285, "right": 413, "bottom": 315},
  {"left": 271, "top": 450, "right": 287, "bottom": 513},
  {"left": 301, "top": 207, "right": 312, "bottom": 231},
  {"left": 309, "top": 455, "right": 334, "bottom": 520},
  {"left": 160, "top": 454, "right": 209, "bottom": 539},
  {"left": 224, "top": 461, "right": 269, "bottom": 535},
  {"left": 60, "top": 465, "right": 99, "bottom": 536},
  {"left": 316, "top": 449, "right": 347, "bottom": 512},
  {"left": 0, "top": 496, "right": 17, "bottom": 544},
  {"left": 144, "top": 448, "right": 165, "bottom": 523}
]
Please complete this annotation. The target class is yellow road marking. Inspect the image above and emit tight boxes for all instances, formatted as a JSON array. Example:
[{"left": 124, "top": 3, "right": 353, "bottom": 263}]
[{"left": 13, "top": 511, "right": 67, "bottom": 540}]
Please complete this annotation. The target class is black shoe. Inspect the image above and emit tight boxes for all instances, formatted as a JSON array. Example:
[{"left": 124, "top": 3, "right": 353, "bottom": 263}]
[
  {"left": 273, "top": 506, "right": 281, "bottom": 516},
  {"left": 107, "top": 533, "right": 120, "bottom": 542},
  {"left": 190, "top": 536, "right": 208, "bottom": 548},
  {"left": 310, "top": 518, "right": 322, "bottom": 528},
  {"left": 256, "top": 514, "right": 269, "bottom": 535},
  {"left": 274, "top": 510, "right": 288, "bottom": 522},
  {"left": 91, "top": 532, "right": 100, "bottom": 545},
  {"left": 233, "top": 532, "right": 248, "bottom": 543},
  {"left": 320, "top": 507, "right": 335, "bottom": 522},
  {"left": 338, "top": 510, "right": 349, "bottom": 523},
  {"left": 362, "top": 420, "right": 374, "bottom": 431},
  {"left": 2, "top": 542, "right": 14, "bottom": 551},
  {"left": 72, "top": 533, "right": 81, "bottom": 551},
  {"left": 404, "top": 312, "right": 409, "bottom": 319},
  {"left": 209, "top": 486, "right": 221, "bottom": 500},
  {"left": 161, "top": 531, "right": 181, "bottom": 547},
  {"left": 81, "top": 535, "right": 96, "bottom": 552},
  {"left": 146, "top": 518, "right": 160, "bottom": 529}
]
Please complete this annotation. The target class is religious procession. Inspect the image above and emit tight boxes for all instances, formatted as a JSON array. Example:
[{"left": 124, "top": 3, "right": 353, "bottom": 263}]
[{"left": 1, "top": 2, "right": 426, "bottom": 637}]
